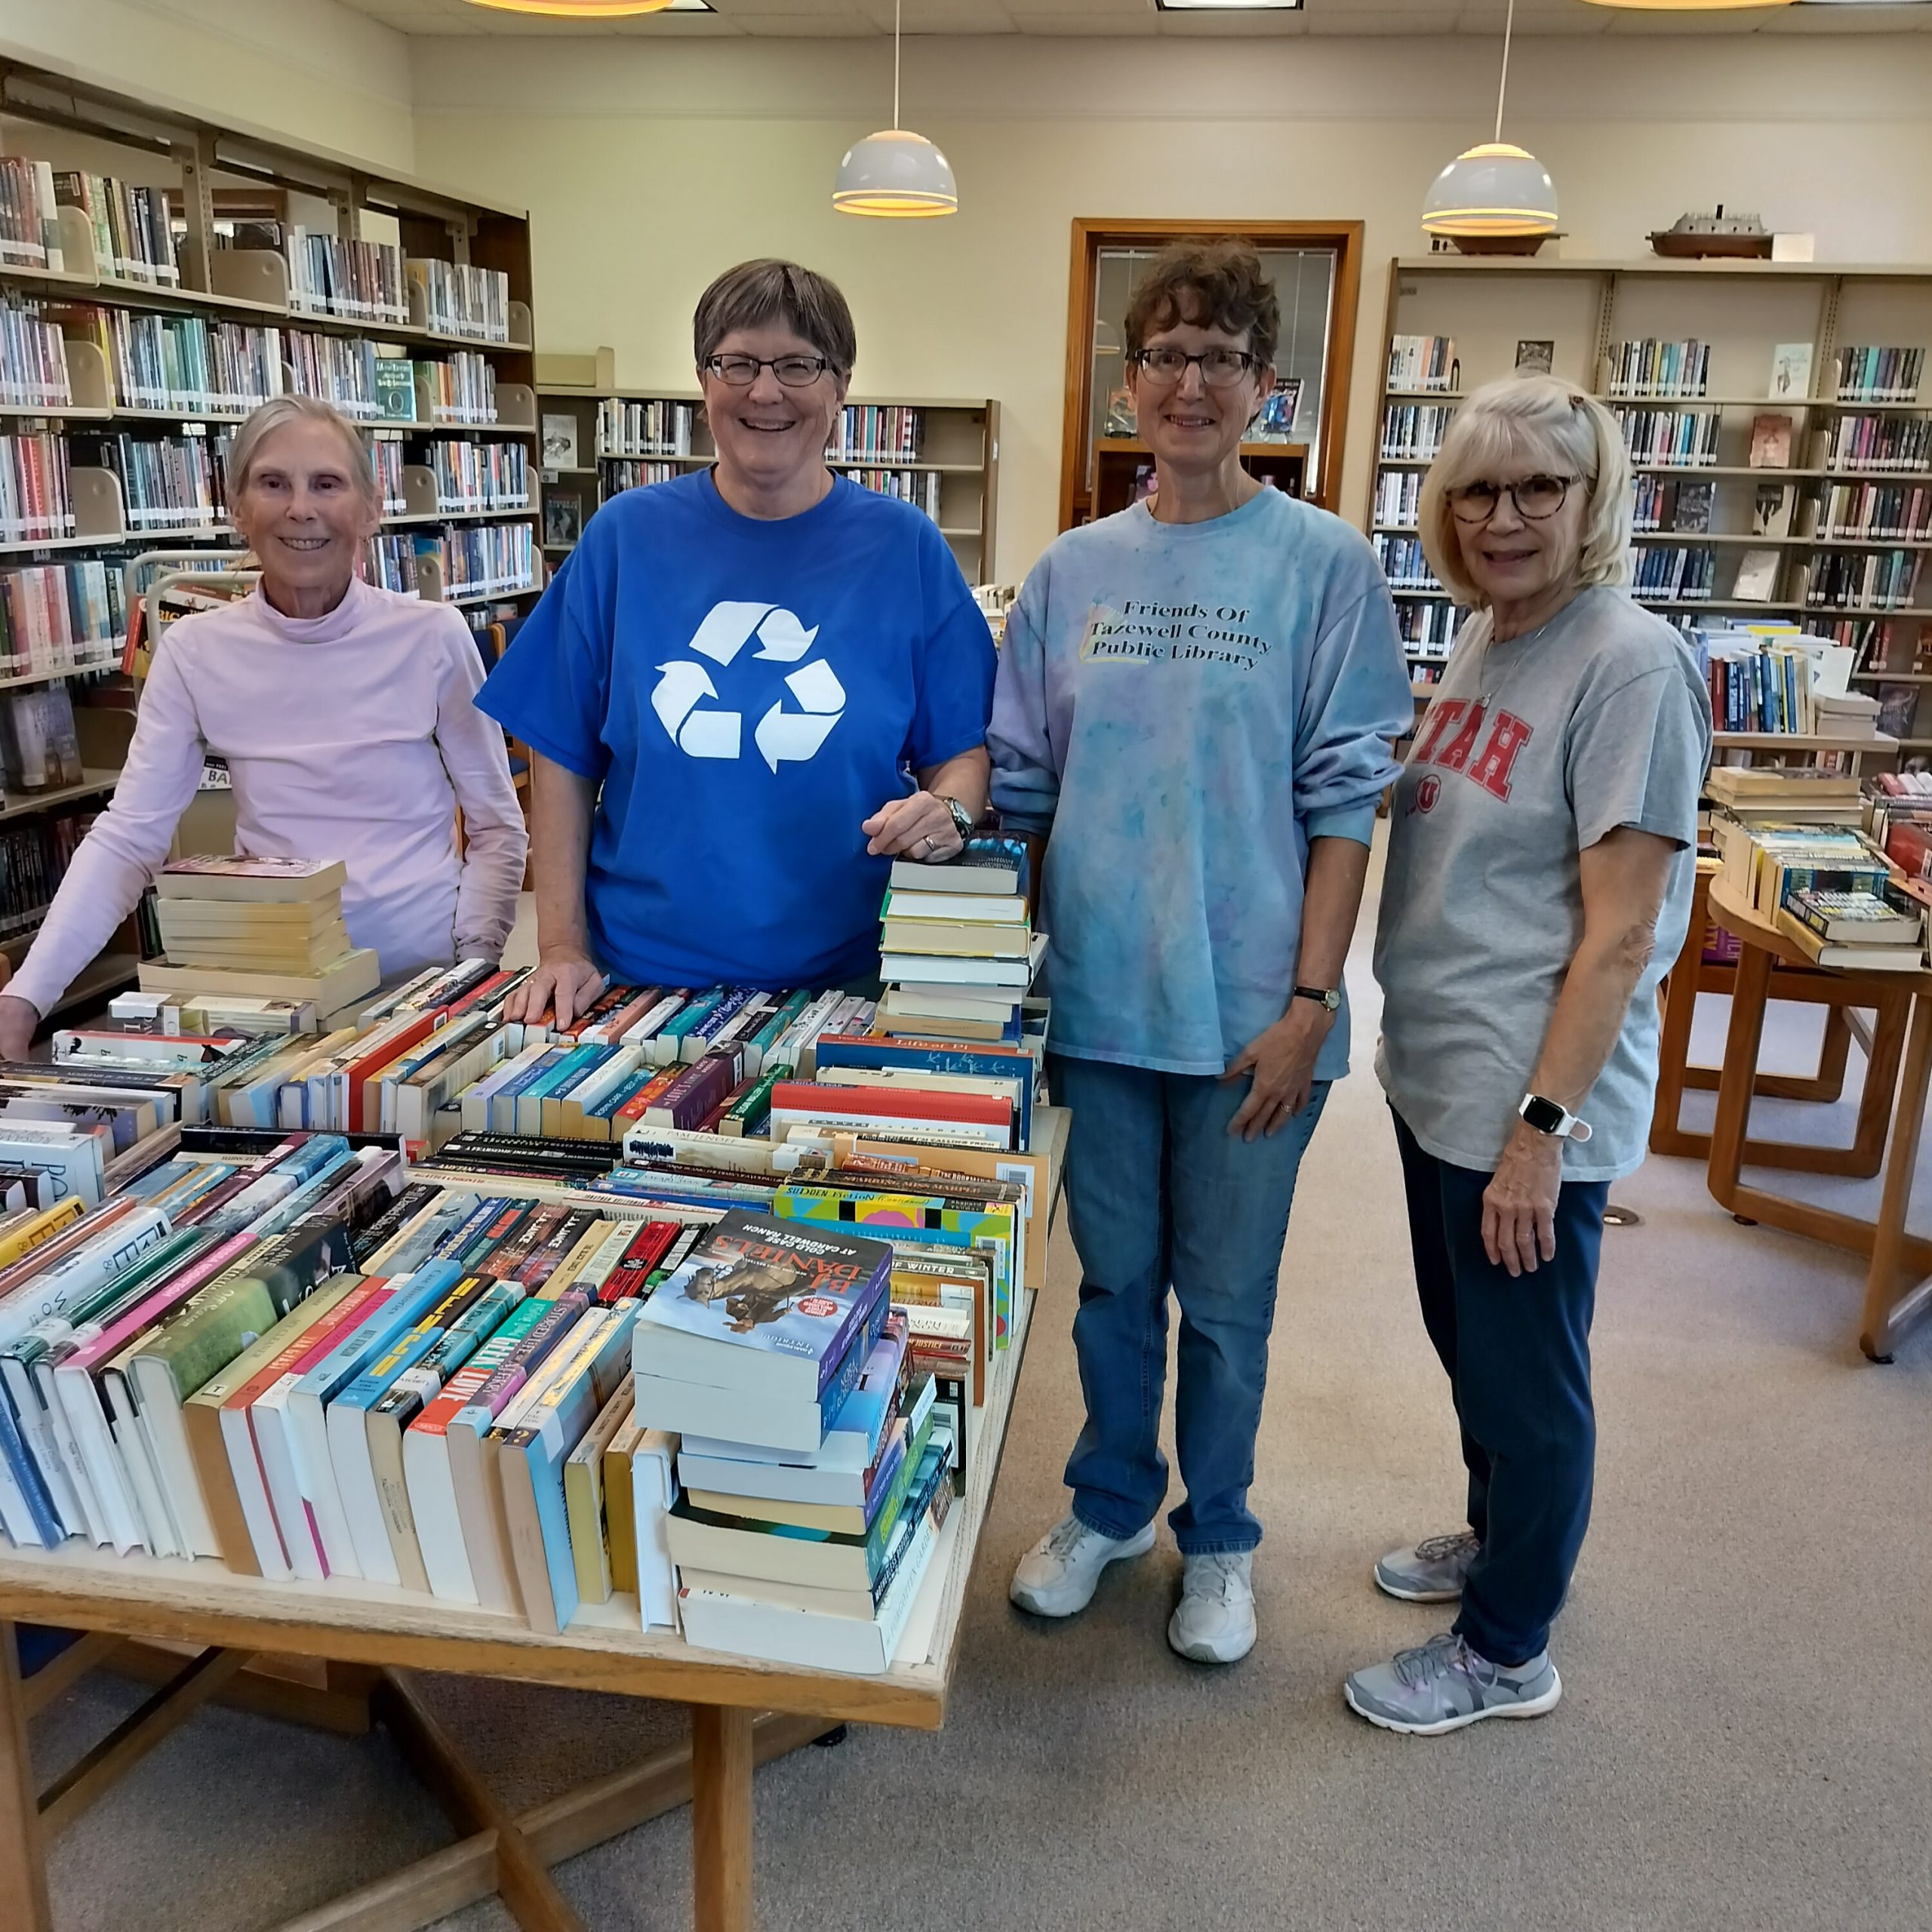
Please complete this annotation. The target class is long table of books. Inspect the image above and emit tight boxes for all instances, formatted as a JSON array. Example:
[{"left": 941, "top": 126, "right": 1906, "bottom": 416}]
[{"left": 0, "top": 843, "right": 1063, "bottom": 1932}]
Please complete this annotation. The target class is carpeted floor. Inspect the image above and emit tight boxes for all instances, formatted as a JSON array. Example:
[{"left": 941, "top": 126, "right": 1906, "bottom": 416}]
[{"left": 30, "top": 849, "right": 1932, "bottom": 1931}]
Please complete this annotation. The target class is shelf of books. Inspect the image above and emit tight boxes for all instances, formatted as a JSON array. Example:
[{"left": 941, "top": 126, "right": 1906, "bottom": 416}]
[
  {"left": 534, "top": 386, "right": 1000, "bottom": 582},
  {"left": 1369, "top": 256, "right": 1932, "bottom": 761},
  {"left": 0, "top": 60, "right": 546, "bottom": 1017}
]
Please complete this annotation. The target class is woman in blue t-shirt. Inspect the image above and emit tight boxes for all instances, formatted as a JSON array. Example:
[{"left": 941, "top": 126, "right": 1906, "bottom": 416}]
[{"left": 481, "top": 260, "right": 995, "bottom": 1021}]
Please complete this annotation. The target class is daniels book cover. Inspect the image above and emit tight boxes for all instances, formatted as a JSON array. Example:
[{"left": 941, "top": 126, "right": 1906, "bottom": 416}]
[{"left": 635, "top": 1209, "right": 891, "bottom": 1391}]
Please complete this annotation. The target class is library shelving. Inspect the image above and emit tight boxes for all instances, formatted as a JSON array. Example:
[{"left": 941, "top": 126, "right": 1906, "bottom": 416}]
[
  {"left": 1366, "top": 255, "right": 1932, "bottom": 753},
  {"left": 0, "top": 59, "right": 544, "bottom": 1014},
  {"left": 534, "top": 383, "right": 1001, "bottom": 583}
]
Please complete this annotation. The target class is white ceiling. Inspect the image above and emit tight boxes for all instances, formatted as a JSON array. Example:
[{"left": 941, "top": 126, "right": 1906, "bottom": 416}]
[{"left": 334, "top": 0, "right": 1932, "bottom": 39}]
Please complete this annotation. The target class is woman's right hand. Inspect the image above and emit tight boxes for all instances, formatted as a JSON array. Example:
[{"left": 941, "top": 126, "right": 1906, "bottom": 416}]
[
  {"left": 506, "top": 950, "right": 605, "bottom": 1029},
  {"left": 0, "top": 990, "right": 38, "bottom": 1063}
]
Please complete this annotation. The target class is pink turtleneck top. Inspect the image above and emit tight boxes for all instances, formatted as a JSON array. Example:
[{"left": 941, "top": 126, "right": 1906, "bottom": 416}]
[{"left": 10, "top": 577, "right": 527, "bottom": 1016}]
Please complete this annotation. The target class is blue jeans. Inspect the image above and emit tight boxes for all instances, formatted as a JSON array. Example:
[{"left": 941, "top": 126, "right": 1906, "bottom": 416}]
[
  {"left": 1390, "top": 1106, "right": 1607, "bottom": 1666},
  {"left": 1048, "top": 1052, "right": 1331, "bottom": 1556}
]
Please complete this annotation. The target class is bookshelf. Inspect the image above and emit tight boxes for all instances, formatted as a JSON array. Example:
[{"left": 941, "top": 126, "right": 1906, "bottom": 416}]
[
  {"left": 0, "top": 60, "right": 543, "bottom": 1017},
  {"left": 1367, "top": 255, "right": 1932, "bottom": 755},
  {"left": 534, "top": 385, "right": 1001, "bottom": 583}
]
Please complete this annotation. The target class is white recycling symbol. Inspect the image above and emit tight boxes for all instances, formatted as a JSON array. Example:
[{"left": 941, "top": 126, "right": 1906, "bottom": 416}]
[{"left": 651, "top": 601, "right": 846, "bottom": 773}]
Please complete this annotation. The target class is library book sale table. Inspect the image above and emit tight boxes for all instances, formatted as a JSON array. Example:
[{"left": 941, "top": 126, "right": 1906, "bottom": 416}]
[
  {"left": 0, "top": 1117, "right": 1067, "bottom": 1932},
  {"left": 1705, "top": 877, "right": 1932, "bottom": 1362}
]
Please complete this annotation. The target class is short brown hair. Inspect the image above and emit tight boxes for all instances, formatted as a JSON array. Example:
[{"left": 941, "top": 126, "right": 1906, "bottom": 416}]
[
  {"left": 1124, "top": 241, "right": 1279, "bottom": 370},
  {"left": 693, "top": 260, "right": 857, "bottom": 377}
]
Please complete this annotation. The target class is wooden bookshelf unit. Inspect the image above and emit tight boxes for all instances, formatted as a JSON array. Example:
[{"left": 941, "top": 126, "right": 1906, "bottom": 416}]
[
  {"left": 534, "top": 386, "right": 1001, "bottom": 583},
  {"left": 1367, "top": 255, "right": 1932, "bottom": 754},
  {"left": 0, "top": 60, "right": 546, "bottom": 1020}
]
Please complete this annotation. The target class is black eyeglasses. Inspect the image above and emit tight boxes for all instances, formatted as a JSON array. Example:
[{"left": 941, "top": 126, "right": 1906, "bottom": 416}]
[
  {"left": 1448, "top": 475, "right": 1578, "bottom": 524},
  {"left": 1129, "top": 346, "right": 1262, "bottom": 388},
  {"left": 703, "top": 353, "right": 834, "bottom": 389}
]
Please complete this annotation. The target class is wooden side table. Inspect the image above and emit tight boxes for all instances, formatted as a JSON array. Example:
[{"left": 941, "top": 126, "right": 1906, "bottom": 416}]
[
  {"left": 1705, "top": 876, "right": 1932, "bottom": 1362},
  {"left": 1651, "top": 863, "right": 1910, "bottom": 1174}
]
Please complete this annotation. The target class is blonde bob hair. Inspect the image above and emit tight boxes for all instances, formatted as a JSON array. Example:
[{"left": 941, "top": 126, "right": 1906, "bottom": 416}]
[
  {"left": 226, "top": 395, "right": 379, "bottom": 512},
  {"left": 1418, "top": 374, "right": 1632, "bottom": 608}
]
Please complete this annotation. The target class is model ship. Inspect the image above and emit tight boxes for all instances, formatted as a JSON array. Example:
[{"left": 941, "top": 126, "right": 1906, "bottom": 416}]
[{"left": 1648, "top": 207, "right": 1773, "bottom": 260}]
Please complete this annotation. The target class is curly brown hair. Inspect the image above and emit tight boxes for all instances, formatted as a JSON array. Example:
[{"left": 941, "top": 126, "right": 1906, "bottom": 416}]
[{"left": 1123, "top": 240, "right": 1280, "bottom": 370}]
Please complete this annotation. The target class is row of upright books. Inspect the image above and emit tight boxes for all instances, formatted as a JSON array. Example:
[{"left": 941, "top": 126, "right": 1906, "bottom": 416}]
[
  {"left": 826, "top": 405, "right": 923, "bottom": 463},
  {"left": 1378, "top": 404, "right": 1454, "bottom": 462},
  {"left": 0, "top": 431, "right": 71, "bottom": 543},
  {"left": 1384, "top": 335, "right": 1457, "bottom": 393},
  {"left": 1372, "top": 534, "right": 1438, "bottom": 592},
  {"left": 0, "top": 561, "right": 125, "bottom": 675},
  {"left": 359, "top": 524, "right": 537, "bottom": 603},
  {"left": 597, "top": 400, "right": 692, "bottom": 460},
  {"left": 0, "top": 301, "right": 71, "bottom": 411},
  {"left": 78, "top": 427, "right": 232, "bottom": 531},
  {"left": 1601, "top": 339, "right": 1713, "bottom": 400}
]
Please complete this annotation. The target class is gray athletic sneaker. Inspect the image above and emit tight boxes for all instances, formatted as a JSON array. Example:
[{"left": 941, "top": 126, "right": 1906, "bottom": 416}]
[
  {"left": 1374, "top": 1530, "right": 1480, "bottom": 1603},
  {"left": 1343, "top": 1630, "right": 1562, "bottom": 1735}
]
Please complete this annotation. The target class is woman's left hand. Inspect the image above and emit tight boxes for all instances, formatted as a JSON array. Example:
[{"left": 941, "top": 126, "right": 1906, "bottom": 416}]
[
  {"left": 863, "top": 790, "right": 964, "bottom": 862},
  {"left": 1482, "top": 1121, "right": 1563, "bottom": 1277}
]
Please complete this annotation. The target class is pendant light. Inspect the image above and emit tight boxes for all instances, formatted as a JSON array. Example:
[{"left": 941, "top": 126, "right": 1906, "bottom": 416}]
[
  {"left": 833, "top": 0, "right": 958, "bottom": 220},
  {"left": 463, "top": 0, "right": 675, "bottom": 14},
  {"left": 1582, "top": 2, "right": 1795, "bottom": 10},
  {"left": 1422, "top": 0, "right": 1558, "bottom": 245}
]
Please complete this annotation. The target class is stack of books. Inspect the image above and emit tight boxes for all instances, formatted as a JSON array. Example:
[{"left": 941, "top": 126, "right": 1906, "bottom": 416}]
[
  {"left": 635, "top": 1210, "right": 952, "bottom": 1673},
  {"left": 139, "top": 857, "right": 380, "bottom": 1016},
  {"left": 1706, "top": 765, "right": 1864, "bottom": 835},
  {"left": 1777, "top": 885, "right": 1926, "bottom": 971},
  {"left": 876, "top": 835, "right": 1044, "bottom": 1049}
]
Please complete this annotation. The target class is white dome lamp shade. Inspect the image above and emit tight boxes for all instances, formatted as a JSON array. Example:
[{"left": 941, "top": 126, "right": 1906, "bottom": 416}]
[
  {"left": 834, "top": 0, "right": 958, "bottom": 219},
  {"left": 1423, "top": 0, "right": 1558, "bottom": 250}
]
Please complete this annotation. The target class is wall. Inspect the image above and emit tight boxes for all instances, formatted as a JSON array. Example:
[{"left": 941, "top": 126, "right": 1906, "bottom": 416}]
[
  {"left": 0, "top": 0, "right": 417, "bottom": 179},
  {"left": 413, "top": 31, "right": 1932, "bottom": 582}
]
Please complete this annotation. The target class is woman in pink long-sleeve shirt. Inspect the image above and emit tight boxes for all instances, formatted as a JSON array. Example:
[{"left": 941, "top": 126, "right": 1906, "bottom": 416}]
[{"left": 0, "top": 396, "right": 527, "bottom": 1052}]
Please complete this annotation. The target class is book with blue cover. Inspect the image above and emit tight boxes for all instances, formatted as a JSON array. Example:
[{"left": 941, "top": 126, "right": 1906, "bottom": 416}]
[{"left": 632, "top": 1210, "right": 891, "bottom": 1403}]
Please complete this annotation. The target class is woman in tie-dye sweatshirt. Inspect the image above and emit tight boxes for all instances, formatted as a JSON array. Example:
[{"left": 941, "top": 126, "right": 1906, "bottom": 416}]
[{"left": 991, "top": 241, "right": 1411, "bottom": 1666}]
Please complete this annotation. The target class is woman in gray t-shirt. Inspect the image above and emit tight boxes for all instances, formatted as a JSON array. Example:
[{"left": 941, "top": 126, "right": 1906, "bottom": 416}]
[{"left": 1344, "top": 375, "right": 1711, "bottom": 1736}]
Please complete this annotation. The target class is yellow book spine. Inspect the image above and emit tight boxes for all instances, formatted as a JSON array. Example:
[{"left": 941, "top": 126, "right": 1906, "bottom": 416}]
[{"left": 0, "top": 1196, "right": 85, "bottom": 1266}]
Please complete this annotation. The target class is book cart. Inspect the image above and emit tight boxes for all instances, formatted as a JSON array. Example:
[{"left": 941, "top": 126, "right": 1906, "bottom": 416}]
[{"left": 0, "top": 1112, "right": 1068, "bottom": 1932}]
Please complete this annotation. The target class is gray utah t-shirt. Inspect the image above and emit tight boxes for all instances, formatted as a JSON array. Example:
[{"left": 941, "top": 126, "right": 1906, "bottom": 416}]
[{"left": 1374, "top": 584, "right": 1713, "bottom": 1183}]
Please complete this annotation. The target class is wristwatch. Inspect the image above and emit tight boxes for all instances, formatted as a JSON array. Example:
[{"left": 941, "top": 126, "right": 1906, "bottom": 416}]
[
  {"left": 937, "top": 795, "right": 976, "bottom": 843},
  {"left": 1291, "top": 985, "right": 1342, "bottom": 1014},
  {"left": 1519, "top": 1092, "right": 1593, "bottom": 1143}
]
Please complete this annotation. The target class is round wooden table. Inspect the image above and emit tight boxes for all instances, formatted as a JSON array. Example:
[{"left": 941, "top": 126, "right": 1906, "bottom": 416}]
[{"left": 1706, "top": 875, "right": 1932, "bottom": 1361}]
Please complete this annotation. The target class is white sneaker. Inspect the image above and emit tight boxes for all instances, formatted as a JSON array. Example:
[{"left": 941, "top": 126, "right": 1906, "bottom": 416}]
[
  {"left": 1167, "top": 1552, "right": 1256, "bottom": 1664},
  {"left": 1009, "top": 1512, "right": 1155, "bottom": 1618}
]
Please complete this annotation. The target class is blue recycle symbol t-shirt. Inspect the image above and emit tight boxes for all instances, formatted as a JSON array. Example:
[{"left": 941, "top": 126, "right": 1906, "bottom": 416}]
[{"left": 478, "top": 469, "right": 996, "bottom": 990}]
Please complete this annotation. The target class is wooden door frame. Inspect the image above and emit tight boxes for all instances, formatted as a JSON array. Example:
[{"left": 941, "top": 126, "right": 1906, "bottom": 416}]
[{"left": 1058, "top": 217, "right": 1364, "bottom": 532}]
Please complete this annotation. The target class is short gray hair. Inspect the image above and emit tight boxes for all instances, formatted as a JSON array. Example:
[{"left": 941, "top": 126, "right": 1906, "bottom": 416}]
[
  {"left": 692, "top": 260, "right": 857, "bottom": 377},
  {"left": 227, "top": 396, "right": 378, "bottom": 509},
  {"left": 1420, "top": 374, "right": 1632, "bottom": 608}
]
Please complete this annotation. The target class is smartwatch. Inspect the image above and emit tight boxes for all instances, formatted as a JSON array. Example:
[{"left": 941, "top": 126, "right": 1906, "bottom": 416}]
[
  {"left": 1292, "top": 985, "right": 1342, "bottom": 1014},
  {"left": 937, "top": 795, "right": 976, "bottom": 843},
  {"left": 1519, "top": 1093, "right": 1593, "bottom": 1143}
]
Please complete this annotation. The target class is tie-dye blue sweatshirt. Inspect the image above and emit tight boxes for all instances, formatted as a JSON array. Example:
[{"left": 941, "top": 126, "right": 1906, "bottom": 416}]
[{"left": 988, "top": 488, "right": 1411, "bottom": 1078}]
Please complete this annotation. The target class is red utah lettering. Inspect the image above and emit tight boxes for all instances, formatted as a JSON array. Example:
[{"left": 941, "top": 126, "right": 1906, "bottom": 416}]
[
  {"left": 1466, "top": 710, "right": 1534, "bottom": 801},
  {"left": 1410, "top": 700, "right": 1467, "bottom": 765},
  {"left": 1432, "top": 701, "right": 1487, "bottom": 774}
]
